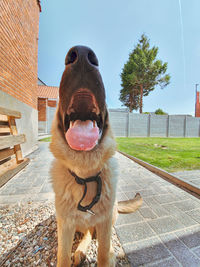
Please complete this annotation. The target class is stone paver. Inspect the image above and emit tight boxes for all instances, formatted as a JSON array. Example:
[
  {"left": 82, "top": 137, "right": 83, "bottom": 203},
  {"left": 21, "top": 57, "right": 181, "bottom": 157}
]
[
  {"left": 173, "top": 170, "right": 200, "bottom": 188},
  {"left": 115, "top": 153, "right": 200, "bottom": 266},
  {"left": 0, "top": 142, "right": 54, "bottom": 204},
  {"left": 0, "top": 142, "right": 200, "bottom": 266}
]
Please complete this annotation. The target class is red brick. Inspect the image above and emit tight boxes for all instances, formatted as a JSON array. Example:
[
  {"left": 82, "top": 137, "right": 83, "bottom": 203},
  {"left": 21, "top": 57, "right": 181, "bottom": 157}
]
[{"left": 0, "top": 0, "right": 41, "bottom": 109}]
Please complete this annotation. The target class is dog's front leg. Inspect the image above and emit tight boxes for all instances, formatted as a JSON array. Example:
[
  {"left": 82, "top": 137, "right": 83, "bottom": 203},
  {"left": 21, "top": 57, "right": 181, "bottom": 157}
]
[
  {"left": 96, "top": 217, "right": 115, "bottom": 267},
  {"left": 57, "top": 216, "right": 75, "bottom": 267}
]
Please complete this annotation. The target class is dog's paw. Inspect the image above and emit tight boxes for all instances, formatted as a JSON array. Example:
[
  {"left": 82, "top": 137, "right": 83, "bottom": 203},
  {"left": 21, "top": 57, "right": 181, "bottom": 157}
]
[{"left": 73, "top": 250, "right": 86, "bottom": 266}]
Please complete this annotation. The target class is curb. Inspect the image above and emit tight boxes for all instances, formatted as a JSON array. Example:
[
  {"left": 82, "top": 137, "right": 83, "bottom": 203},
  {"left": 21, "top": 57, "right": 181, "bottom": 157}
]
[{"left": 118, "top": 150, "right": 200, "bottom": 198}]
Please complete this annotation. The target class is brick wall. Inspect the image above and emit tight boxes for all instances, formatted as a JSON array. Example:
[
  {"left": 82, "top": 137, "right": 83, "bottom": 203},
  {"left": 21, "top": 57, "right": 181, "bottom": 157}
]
[
  {"left": 38, "top": 98, "right": 47, "bottom": 121},
  {"left": 48, "top": 100, "right": 57, "bottom": 108},
  {"left": 0, "top": 0, "right": 40, "bottom": 109},
  {"left": 195, "top": 91, "right": 200, "bottom": 117}
]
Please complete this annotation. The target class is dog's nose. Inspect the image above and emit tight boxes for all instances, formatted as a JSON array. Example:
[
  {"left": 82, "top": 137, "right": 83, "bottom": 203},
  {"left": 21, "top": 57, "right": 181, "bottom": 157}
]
[{"left": 65, "top": 46, "right": 99, "bottom": 69}]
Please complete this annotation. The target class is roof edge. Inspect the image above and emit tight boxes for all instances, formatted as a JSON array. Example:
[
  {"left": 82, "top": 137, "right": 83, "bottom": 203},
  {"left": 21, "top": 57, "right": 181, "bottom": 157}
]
[{"left": 37, "top": 0, "right": 42, "bottom": 12}]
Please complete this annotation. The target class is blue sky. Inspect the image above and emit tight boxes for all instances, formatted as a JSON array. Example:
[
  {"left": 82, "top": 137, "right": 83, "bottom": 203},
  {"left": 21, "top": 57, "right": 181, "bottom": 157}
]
[{"left": 38, "top": 0, "right": 200, "bottom": 115}]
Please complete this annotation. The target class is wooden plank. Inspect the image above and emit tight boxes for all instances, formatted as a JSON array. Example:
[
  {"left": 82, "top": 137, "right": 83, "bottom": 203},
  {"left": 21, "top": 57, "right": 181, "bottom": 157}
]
[
  {"left": 0, "top": 124, "right": 10, "bottom": 133},
  {"left": 0, "top": 107, "right": 21, "bottom": 118},
  {"left": 8, "top": 118, "right": 23, "bottom": 163},
  {"left": 0, "top": 134, "right": 26, "bottom": 150},
  {"left": 0, "top": 115, "right": 8, "bottom": 122},
  {"left": 0, "top": 148, "right": 14, "bottom": 161},
  {"left": 0, "top": 158, "right": 30, "bottom": 188}
]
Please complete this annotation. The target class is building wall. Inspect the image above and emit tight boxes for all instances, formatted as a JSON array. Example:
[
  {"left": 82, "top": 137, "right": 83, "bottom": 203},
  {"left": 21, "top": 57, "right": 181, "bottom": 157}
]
[
  {"left": 195, "top": 91, "right": 200, "bottom": 117},
  {"left": 38, "top": 98, "right": 47, "bottom": 121},
  {"left": 0, "top": 0, "right": 40, "bottom": 155},
  {"left": 0, "top": 91, "right": 38, "bottom": 156},
  {"left": 38, "top": 97, "right": 57, "bottom": 133}
]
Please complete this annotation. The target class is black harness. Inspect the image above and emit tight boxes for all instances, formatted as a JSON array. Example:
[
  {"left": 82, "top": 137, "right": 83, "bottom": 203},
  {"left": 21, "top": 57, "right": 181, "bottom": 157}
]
[{"left": 69, "top": 169, "right": 102, "bottom": 215}]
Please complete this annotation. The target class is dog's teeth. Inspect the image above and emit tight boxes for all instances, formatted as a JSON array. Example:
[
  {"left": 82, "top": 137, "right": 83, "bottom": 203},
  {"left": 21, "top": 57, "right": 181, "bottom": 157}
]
[
  {"left": 70, "top": 121, "right": 73, "bottom": 128},
  {"left": 93, "top": 121, "right": 96, "bottom": 127}
]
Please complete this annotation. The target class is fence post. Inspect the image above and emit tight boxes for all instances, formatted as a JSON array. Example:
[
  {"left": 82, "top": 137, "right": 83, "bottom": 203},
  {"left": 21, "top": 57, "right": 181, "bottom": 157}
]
[
  {"left": 184, "top": 115, "right": 187, "bottom": 137},
  {"left": 147, "top": 114, "right": 151, "bottom": 137},
  {"left": 167, "top": 115, "right": 170, "bottom": 137},
  {"left": 127, "top": 112, "right": 130, "bottom": 137}
]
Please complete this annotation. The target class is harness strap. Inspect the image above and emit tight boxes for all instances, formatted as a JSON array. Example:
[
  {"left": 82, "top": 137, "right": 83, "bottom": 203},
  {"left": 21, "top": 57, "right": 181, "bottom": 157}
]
[{"left": 68, "top": 169, "right": 102, "bottom": 215}]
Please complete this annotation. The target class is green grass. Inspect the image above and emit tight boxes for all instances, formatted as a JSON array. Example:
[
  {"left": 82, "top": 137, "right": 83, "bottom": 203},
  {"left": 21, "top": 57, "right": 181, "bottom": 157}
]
[
  {"left": 39, "top": 137, "right": 51, "bottom": 142},
  {"left": 116, "top": 137, "right": 200, "bottom": 173}
]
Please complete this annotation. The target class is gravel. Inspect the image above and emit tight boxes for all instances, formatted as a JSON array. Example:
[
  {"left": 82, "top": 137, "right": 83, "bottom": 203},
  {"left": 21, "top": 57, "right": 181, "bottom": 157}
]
[{"left": 0, "top": 201, "right": 129, "bottom": 267}]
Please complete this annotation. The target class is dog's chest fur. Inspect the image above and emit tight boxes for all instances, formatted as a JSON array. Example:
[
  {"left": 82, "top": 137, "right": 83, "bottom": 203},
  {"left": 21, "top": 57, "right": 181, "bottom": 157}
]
[{"left": 51, "top": 157, "right": 118, "bottom": 229}]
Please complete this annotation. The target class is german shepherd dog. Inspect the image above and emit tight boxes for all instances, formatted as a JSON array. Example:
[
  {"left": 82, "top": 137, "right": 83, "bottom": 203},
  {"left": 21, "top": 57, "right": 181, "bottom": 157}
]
[{"left": 50, "top": 46, "right": 142, "bottom": 267}]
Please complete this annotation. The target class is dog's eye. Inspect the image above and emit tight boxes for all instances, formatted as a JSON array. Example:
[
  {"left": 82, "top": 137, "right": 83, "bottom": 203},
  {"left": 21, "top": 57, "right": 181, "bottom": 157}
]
[
  {"left": 88, "top": 51, "right": 99, "bottom": 67},
  {"left": 66, "top": 51, "right": 77, "bottom": 65}
]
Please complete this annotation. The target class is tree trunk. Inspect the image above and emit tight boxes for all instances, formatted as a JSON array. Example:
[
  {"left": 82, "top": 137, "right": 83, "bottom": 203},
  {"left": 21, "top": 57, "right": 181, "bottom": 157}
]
[
  {"left": 139, "top": 84, "right": 143, "bottom": 113},
  {"left": 129, "top": 92, "right": 133, "bottom": 112}
]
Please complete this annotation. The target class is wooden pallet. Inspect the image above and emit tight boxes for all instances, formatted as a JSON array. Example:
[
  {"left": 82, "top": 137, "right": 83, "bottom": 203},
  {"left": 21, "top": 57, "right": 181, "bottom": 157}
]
[{"left": 0, "top": 107, "right": 30, "bottom": 188}]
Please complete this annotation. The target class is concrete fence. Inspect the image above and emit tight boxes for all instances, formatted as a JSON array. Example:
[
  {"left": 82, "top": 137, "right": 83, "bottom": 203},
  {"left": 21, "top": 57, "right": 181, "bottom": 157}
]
[{"left": 109, "top": 110, "right": 200, "bottom": 137}]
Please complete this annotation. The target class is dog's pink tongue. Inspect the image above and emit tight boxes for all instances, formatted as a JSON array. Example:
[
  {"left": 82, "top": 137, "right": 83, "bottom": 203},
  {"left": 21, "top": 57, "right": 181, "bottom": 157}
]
[{"left": 65, "top": 120, "right": 99, "bottom": 151}]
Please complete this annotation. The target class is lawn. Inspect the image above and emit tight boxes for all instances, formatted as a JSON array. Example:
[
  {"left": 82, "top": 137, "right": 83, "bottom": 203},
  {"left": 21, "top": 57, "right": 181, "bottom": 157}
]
[
  {"left": 116, "top": 137, "right": 200, "bottom": 173},
  {"left": 40, "top": 136, "right": 200, "bottom": 173},
  {"left": 39, "top": 137, "right": 51, "bottom": 142}
]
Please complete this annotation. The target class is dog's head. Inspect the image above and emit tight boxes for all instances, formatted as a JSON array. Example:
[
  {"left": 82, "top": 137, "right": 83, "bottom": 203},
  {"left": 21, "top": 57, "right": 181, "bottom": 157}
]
[{"left": 57, "top": 45, "right": 109, "bottom": 151}]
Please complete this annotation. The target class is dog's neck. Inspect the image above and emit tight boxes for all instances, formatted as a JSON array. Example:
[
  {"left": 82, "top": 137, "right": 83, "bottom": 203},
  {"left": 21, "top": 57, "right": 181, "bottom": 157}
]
[{"left": 68, "top": 169, "right": 102, "bottom": 215}]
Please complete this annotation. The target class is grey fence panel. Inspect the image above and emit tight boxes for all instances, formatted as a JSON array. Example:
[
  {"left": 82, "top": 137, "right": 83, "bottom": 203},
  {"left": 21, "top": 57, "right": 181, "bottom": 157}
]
[
  {"left": 108, "top": 109, "right": 200, "bottom": 137},
  {"left": 186, "top": 117, "right": 200, "bottom": 137},
  {"left": 169, "top": 115, "right": 185, "bottom": 137},
  {"left": 129, "top": 113, "right": 149, "bottom": 137},
  {"left": 109, "top": 111, "right": 128, "bottom": 137},
  {"left": 150, "top": 115, "right": 168, "bottom": 137}
]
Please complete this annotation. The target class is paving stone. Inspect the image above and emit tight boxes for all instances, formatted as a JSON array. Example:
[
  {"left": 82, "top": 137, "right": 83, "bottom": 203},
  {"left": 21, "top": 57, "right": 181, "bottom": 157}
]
[
  {"left": 40, "top": 182, "right": 53, "bottom": 193},
  {"left": 153, "top": 193, "right": 180, "bottom": 204},
  {"left": 146, "top": 257, "right": 181, "bottom": 267},
  {"left": 115, "top": 211, "right": 144, "bottom": 226},
  {"left": 162, "top": 203, "right": 198, "bottom": 227},
  {"left": 115, "top": 221, "right": 155, "bottom": 244},
  {"left": 150, "top": 184, "right": 169, "bottom": 194},
  {"left": 160, "top": 232, "right": 200, "bottom": 266},
  {"left": 123, "top": 236, "right": 171, "bottom": 267},
  {"left": 120, "top": 184, "right": 141, "bottom": 192},
  {"left": 144, "top": 197, "right": 169, "bottom": 217},
  {"left": 192, "top": 247, "right": 200, "bottom": 258},
  {"left": 116, "top": 192, "right": 128, "bottom": 201},
  {"left": 186, "top": 209, "right": 200, "bottom": 223},
  {"left": 139, "top": 207, "right": 157, "bottom": 220},
  {"left": 174, "top": 199, "right": 200, "bottom": 212},
  {"left": 147, "top": 216, "right": 185, "bottom": 235},
  {"left": 175, "top": 226, "right": 200, "bottom": 249}
]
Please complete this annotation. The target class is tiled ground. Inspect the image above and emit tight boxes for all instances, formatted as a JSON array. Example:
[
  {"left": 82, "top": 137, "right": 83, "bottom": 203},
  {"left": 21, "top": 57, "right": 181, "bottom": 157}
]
[
  {"left": 115, "top": 153, "right": 200, "bottom": 266},
  {"left": 0, "top": 142, "right": 200, "bottom": 266}
]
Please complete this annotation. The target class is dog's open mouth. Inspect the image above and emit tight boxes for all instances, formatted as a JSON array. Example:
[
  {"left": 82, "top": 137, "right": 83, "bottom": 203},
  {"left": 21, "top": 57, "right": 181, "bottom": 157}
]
[{"left": 64, "top": 89, "right": 103, "bottom": 151}]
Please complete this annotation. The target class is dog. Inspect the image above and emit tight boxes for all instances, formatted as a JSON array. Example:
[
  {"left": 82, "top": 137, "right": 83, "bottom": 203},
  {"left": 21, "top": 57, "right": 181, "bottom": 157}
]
[{"left": 50, "top": 45, "right": 142, "bottom": 267}]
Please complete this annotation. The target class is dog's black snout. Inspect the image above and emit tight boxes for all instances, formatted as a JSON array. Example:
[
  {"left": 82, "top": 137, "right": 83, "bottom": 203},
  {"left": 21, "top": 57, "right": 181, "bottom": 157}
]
[
  {"left": 88, "top": 51, "right": 98, "bottom": 67},
  {"left": 65, "top": 46, "right": 99, "bottom": 68},
  {"left": 66, "top": 49, "right": 78, "bottom": 65}
]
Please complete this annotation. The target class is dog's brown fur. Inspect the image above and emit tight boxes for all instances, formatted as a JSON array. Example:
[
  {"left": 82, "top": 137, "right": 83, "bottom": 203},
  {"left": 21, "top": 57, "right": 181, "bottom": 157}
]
[{"left": 50, "top": 46, "right": 142, "bottom": 267}]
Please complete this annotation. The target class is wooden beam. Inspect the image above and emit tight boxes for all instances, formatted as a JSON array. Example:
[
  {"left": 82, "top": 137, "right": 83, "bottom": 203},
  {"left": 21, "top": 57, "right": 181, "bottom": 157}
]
[
  {"left": 0, "top": 148, "right": 14, "bottom": 161},
  {"left": 0, "top": 115, "right": 8, "bottom": 122},
  {"left": 0, "top": 134, "right": 26, "bottom": 150},
  {"left": 8, "top": 118, "right": 23, "bottom": 163},
  {"left": 0, "top": 158, "right": 30, "bottom": 188},
  {"left": 0, "top": 107, "right": 21, "bottom": 119},
  {"left": 0, "top": 124, "right": 10, "bottom": 133}
]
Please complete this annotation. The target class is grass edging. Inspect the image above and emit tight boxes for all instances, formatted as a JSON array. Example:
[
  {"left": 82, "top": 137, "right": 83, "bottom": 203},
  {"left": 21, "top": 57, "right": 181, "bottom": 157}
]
[{"left": 118, "top": 150, "right": 200, "bottom": 198}]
